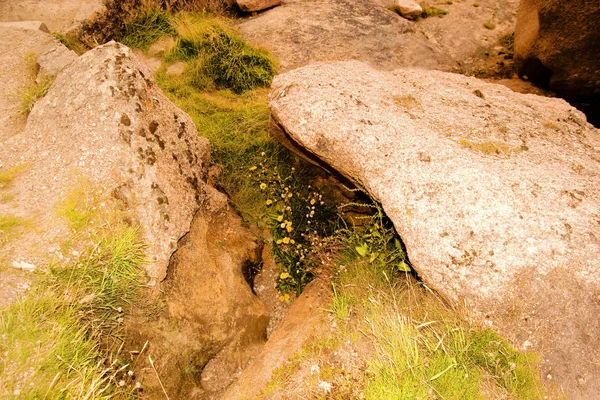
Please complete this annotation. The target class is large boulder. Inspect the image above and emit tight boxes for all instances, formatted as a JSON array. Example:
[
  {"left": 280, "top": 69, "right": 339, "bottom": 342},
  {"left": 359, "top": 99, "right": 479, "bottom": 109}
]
[
  {"left": 269, "top": 61, "right": 600, "bottom": 398},
  {"left": 0, "top": 41, "right": 210, "bottom": 284},
  {"left": 514, "top": 0, "right": 600, "bottom": 102}
]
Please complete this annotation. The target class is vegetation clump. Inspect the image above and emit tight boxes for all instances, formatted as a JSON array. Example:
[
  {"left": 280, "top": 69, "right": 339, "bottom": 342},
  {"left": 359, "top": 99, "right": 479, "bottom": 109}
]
[
  {"left": 419, "top": 4, "right": 449, "bottom": 18},
  {"left": 0, "top": 227, "right": 146, "bottom": 397},
  {"left": 12, "top": 53, "right": 55, "bottom": 116},
  {"left": 263, "top": 213, "right": 548, "bottom": 399},
  {"left": 167, "top": 13, "right": 277, "bottom": 93},
  {"left": 121, "top": 8, "right": 175, "bottom": 50}
]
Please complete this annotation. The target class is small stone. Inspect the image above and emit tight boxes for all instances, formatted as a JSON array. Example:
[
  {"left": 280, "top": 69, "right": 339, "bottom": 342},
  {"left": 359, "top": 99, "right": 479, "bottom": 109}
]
[
  {"left": 12, "top": 261, "right": 36, "bottom": 271},
  {"left": 318, "top": 381, "right": 332, "bottom": 393},
  {"left": 236, "top": 0, "right": 281, "bottom": 12},
  {"left": 79, "top": 293, "right": 96, "bottom": 304},
  {"left": 394, "top": 0, "right": 423, "bottom": 20},
  {"left": 166, "top": 62, "right": 186, "bottom": 76}
]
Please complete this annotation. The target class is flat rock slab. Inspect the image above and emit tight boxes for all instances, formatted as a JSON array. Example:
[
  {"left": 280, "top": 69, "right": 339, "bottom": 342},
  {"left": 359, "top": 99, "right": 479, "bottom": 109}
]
[
  {"left": 0, "top": 0, "right": 104, "bottom": 32},
  {"left": 237, "top": 0, "right": 518, "bottom": 74},
  {"left": 269, "top": 61, "right": 600, "bottom": 398}
]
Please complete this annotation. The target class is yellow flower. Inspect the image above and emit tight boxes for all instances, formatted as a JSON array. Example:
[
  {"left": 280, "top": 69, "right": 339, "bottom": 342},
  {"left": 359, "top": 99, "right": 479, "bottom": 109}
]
[
  {"left": 249, "top": 166, "right": 257, "bottom": 171},
  {"left": 290, "top": 239, "right": 296, "bottom": 244},
  {"left": 260, "top": 183, "right": 267, "bottom": 190},
  {"left": 279, "top": 294, "right": 290, "bottom": 302},
  {"left": 276, "top": 239, "right": 282, "bottom": 244},
  {"left": 277, "top": 215, "right": 284, "bottom": 222},
  {"left": 310, "top": 198, "right": 316, "bottom": 205},
  {"left": 287, "top": 193, "right": 293, "bottom": 198},
  {"left": 286, "top": 225, "right": 294, "bottom": 233},
  {"left": 297, "top": 244, "right": 302, "bottom": 249},
  {"left": 280, "top": 272, "right": 290, "bottom": 279},
  {"left": 266, "top": 199, "right": 273, "bottom": 205},
  {"left": 282, "top": 237, "right": 291, "bottom": 244}
]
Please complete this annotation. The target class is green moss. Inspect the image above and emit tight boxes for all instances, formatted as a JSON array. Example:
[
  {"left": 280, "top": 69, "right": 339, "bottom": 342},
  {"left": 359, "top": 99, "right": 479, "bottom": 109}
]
[{"left": 484, "top": 22, "right": 496, "bottom": 30}]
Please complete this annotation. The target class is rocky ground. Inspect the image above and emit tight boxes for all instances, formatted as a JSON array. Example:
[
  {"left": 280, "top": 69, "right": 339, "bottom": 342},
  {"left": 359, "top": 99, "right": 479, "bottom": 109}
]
[{"left": 1, "top": 0, "right": 599, "bottom": 398}]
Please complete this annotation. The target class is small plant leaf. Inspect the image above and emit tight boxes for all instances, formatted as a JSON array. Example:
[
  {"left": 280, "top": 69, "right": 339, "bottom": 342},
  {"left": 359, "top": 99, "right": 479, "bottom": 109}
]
[
  {"left": 355, "top": 243, "right": 369, "bottom": 257},
  {"left": 396, "top": 261, "right": 411, "bottom": 272},
  {"left": 369, "top": 252, "right": 379, "bottom": 263}
]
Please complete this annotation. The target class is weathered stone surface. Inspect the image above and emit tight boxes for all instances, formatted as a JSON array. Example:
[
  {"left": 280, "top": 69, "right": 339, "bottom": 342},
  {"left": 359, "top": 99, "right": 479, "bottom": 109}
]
[
  {"left": 394, "top": 0, "right": 422, "bottom": 20},
  {"left": 223, "top": 277, "right": 331, "bottom": 400},
  {"left": 237, "top": 0, "right": 518, "bottom": 75},
  {"left": 0, "top": 26, "right": 77, "bottom": 139},
  {"left": 236, "top": 0, "right": 281, "bottom": 12},
  {"left": 129, "top": 190, "right": 270, "bottom": 397},
  {"left": 0, "top": 41, "right": 210, "bottom": 284},
  {"left": 0, "top": 0, "right": 105, "bottom": 32},
  {"left": 0, "top": 20, "right": 49, "bottom": 32},
  {"left": 514, "top": 0, "right": 600, "bottom": 101},
  {"left": 165, "top": 189, "right": 269, "bottom": 350},
  {"left": 269, "top": 61, "right": 600, "bottom": 398}
]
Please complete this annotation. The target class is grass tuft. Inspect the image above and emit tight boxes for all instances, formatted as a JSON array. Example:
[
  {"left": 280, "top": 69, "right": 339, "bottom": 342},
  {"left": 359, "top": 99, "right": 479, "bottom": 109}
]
[
  {"left": 121, "top": 7, "right": 176, "bottom": 50},
  {"left": 53, "top": 33, "right": 89, "bottom": 55},
  {"left": 11, "top": 53, "right": 55, "bottom": 116},
  {"left": 0, "top": 226, "right": 145, "bottom": 398},
  {"left": 56, "top": 183, "right": 99, "bottom": 232},
  {"left": 0, "top": 164, "right": 28, "bottom": 190},
  {"left": 419, "top": 4, "right": 449, "bottom": 18},
  {"left": 166, "top": 13, "right": 277, "bottom": 93},
  {"left": 0, "top": 215, "right": 30, "bottom": 246}
]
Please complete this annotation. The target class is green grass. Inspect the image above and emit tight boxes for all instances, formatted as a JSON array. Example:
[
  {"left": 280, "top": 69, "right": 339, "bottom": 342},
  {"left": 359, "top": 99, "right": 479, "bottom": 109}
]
[
  {"left": 0, "top": 164, "right": 28, "bottom": 190},
  {"left": 0, "top": 215, "right": 30, "bottom": 245},
  {"left": 420, "top": 4, "right": 449, "bottom": 18},
  {"left": 121, "top": 8, "right": 175, "bottom": 50},
  {"left": 0, "top": 226, "right": 145, "bottom": 398},
  {"left": 263, "top": 213, "right": 547, "bottom": 399},
  {"left": 14, "top": 75, "right": 55, "bottom": 116},
  {"left": 165, "top": 13, "right": 277, "bottom": 93},
  {"left": 53, "top": 33, "right": 89, "bottom": 55},
  {"left": 56, "top": 182, "right": 99, "bottom": 232}
]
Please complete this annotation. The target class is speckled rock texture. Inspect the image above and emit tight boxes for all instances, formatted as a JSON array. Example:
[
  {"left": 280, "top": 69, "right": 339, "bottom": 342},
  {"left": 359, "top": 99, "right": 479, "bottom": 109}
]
[
  {"left": 0, "top": 41, "right": 210, "bottom": 284},
  {"left": 269, "top": 61, "right": 600, "bottom": 398}
]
